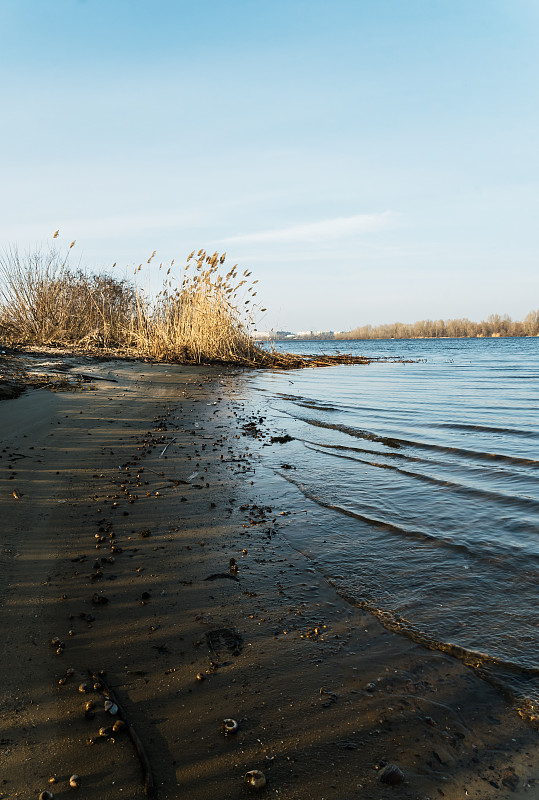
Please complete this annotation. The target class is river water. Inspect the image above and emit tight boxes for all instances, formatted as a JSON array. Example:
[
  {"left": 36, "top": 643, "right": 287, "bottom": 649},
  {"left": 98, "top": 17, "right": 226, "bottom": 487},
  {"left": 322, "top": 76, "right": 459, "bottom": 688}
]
[{"left": 242, "top": 338, "right": 539, "bottom": 720}]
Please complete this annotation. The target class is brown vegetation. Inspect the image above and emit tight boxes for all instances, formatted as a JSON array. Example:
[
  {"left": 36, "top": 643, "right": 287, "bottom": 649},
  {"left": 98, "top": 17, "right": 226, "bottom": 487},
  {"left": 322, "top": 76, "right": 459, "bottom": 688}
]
[
  {"left": 336, "top": 311, "right": 539, "bottom": 340},
  {"left": 0, "top": 242, "right": 386, "bottom": 369},
  {"left": 0, "top": 244, "right": 267, "bottom": 365}
]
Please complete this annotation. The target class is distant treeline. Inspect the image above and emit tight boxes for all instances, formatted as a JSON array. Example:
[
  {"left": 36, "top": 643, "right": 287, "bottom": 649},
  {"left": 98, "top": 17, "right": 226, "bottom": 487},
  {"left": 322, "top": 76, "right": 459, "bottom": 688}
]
[{"left": 335, "top": 310, "right": 539, "bottom": 340}]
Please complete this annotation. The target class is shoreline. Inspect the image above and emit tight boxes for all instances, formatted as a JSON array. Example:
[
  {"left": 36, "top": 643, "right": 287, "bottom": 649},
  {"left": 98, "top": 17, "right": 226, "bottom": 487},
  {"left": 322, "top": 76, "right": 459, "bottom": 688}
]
[{"left": 0, "top": 353, "right": 537, "bottom": 799}]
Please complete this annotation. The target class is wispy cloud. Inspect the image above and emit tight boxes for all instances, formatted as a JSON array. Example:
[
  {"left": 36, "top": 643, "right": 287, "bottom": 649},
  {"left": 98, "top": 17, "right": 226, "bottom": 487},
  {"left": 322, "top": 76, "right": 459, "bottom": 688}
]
[{"left": 219, "top": 212, "right": 395, "bottom": 245}]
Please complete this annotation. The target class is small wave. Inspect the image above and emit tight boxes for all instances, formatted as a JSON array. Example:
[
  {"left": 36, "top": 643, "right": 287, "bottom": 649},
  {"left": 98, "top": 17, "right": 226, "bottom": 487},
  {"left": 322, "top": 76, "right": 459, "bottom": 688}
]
[
  {"left": 294, "top": 401, "right": 340, "bottom": 411},
  {"left": 331, "top": 584, "right": 539, "bottom": 726},
  {"left": 279, "top": 469, "right": 539, "bottom": 570},
  {"left": 293, "top": 414, "right": 539, "bottom": 467},
  {"left": 435, "top": 422, "right": 539, "bottom": 439},
  {"left": 278, "top": 471, "right": 479, "bottom": 557},
  {"left": 302, "top": 442, "right": 539, "bottom": 515}
]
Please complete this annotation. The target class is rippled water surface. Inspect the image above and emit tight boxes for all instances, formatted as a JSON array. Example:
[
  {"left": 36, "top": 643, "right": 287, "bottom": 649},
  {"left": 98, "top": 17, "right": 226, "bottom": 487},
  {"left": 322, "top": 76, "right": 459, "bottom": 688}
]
[{"left": 245, "top": 338, "right": 539, "bottom": 716}]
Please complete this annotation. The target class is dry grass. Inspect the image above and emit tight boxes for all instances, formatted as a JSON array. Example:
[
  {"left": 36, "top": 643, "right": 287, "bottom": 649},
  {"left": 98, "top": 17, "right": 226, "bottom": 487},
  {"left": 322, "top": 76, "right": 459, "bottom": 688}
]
[
  {"left": 0, "top": 243, "right": 270, "bottom": 365},
  {"left": 126, "top": 249, "right": 266, "bottom": 364},
  {"left": 0, "top": 241, "right": 379, "bottom": 369},
  {"left": 0, "top": 243, "right": 134, "bottom": 348}
]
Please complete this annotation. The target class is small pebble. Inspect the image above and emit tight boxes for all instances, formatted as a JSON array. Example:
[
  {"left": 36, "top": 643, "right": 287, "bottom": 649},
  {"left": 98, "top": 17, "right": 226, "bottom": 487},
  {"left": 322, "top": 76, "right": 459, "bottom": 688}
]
[
  {"left": 380, "top": 763, "right": 405, "bottom": 785},
  {"left": 104, "top": 700, "right": 118, "bottom": 715}
]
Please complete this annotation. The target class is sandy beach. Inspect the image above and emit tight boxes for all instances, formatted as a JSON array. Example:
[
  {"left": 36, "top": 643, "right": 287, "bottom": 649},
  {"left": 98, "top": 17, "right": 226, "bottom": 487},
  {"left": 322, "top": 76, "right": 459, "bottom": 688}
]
[{"left": 0, "top": 351, "right": 537, "bottom": 799}]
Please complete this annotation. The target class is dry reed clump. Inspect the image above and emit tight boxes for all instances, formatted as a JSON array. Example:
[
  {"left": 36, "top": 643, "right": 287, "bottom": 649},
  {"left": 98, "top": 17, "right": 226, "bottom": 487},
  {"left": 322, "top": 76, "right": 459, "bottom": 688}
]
[
  {"left": 0, "top": 242, "right": 271, "bottom": 365},
  {"left": 127, "top": 248, "right": 267, "bottom": 364},
  {"left": 0, "top": 243, "right": 134, "bottom": 348},
  {"left": 0, "top": 239, "right": 374, "bottom": 368}
]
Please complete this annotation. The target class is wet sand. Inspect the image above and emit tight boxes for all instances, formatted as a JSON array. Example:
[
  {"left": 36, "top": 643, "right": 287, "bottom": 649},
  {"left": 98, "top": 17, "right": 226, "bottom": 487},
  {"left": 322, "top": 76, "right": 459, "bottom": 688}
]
[{"left": 0, "top": 354, "right": 537, "bottom": 799}]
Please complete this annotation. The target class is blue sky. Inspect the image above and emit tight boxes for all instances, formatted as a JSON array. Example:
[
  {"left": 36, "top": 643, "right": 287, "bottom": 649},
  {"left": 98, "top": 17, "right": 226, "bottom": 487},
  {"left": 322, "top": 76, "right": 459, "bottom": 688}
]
[{"left": 1, "top": 0, "right": 538, "bottom": 331}]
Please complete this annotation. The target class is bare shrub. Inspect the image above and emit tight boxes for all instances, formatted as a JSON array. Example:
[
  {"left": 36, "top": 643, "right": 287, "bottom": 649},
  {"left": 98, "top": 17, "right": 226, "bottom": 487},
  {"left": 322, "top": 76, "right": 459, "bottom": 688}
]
[{"left": 0, "top": 244, "right": 134, "bottom": 347}]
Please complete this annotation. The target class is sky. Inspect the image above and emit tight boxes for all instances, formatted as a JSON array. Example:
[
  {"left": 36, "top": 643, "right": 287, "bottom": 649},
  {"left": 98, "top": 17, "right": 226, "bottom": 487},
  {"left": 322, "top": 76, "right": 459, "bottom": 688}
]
[{"left": 1, "top": 0, "right": 538, "bottom": 332}]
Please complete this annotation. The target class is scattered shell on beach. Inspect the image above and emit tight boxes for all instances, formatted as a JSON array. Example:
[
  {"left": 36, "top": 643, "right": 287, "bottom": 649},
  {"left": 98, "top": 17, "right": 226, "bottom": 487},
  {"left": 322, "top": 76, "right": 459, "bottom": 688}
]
[
  {"left": 99, "top": 726, "right": 113, "bottom": 738},
  {"left": 69, "top": 774, "right": 80, "bottom": 789},
  {"left": 222, "top": 718, "right": 239, "bottom": 735},
  {"left": 196, "top": 672, "right": 206, "bottom": 682},
  {"left": 244, "top": 770, "right": 266, "bottom": 789},
  {"left": 112, "top": 719, "right": 126, "bottom": 733},
  {"left": 104, "top": 700, "right": 119, "bottom": 715},
  {"left": 78, "top": 683, "right": 88, "bottom": 693},
  {"left": 379, "top": 763, "right": 405, "bottom": 785},
  {"left": 39, "top": 792, "right": 54, "bottom": 800}
]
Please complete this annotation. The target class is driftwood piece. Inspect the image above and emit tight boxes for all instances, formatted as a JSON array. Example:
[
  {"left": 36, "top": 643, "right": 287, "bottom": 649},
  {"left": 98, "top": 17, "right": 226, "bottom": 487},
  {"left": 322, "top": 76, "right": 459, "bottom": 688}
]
[{"left": 89, "top": 670, "right": 156, "bottom": 797}]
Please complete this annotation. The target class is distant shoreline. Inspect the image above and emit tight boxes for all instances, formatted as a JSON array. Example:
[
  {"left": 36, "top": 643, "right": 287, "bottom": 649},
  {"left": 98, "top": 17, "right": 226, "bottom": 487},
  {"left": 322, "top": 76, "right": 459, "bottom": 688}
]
[{"left": 256, "top": 333, "right": 539, "bottom": 342}]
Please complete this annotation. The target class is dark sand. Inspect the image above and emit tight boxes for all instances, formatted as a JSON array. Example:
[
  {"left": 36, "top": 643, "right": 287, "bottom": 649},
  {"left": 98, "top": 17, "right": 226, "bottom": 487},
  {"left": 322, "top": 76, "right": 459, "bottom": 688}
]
[{"left": 0, "top": 352, "right": 537, "bottom": 799}]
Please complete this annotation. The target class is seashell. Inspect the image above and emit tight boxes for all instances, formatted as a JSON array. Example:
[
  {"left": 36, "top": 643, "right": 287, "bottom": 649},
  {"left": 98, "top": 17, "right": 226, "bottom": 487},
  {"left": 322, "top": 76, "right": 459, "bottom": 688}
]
[
  {"left": 93, "top": 681, "right": 102, "bottom": 691},
  {"left": 84, "top": 700, "right": 95, "bottom": 711},
  {"left": 222, "top": 718, "right": 239, "bottom": 735},
  {"left": 39, "top": 792, "right": 54, "bottom": 800},
  {"left": 56, "top": 646, "right": 64, "bottom": 655},
  {"left": 78, "top": 683, "right": 88, "bottom": 694},
  {"left": 104, "top": 700, "right": 118, "bottom": 715},
  {"left": 244, "top": 770, "right": 266, "bottom": 789},
  {"left": 69, "top": 774, "right": 80, "bottom": 789},
  {"left": 58, "top": 677, "right": 67, "bottom": 686},
  {"left": 196, "top": 672, "right": 206, "bottom": 682},
  {"left": 380, "top": 763, "right": 405, "bottom": 785},
  {"left": 112, "top": 719, "right": 126, "bottom": 733},
  {"left": 99, "top": 726, "right": 113, "bottom": 737}
]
